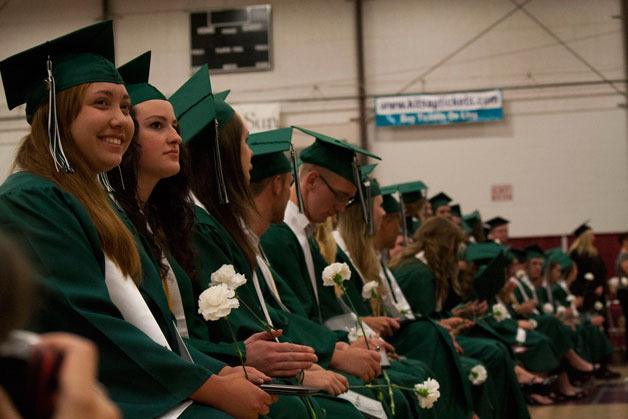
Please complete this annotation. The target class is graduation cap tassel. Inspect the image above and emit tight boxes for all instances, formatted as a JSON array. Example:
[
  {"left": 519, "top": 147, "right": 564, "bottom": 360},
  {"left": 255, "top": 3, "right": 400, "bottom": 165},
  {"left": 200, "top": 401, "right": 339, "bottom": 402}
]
[
  {"left": 399, "top": 192, "right": 409, "bottom": 245},
  {"left": 290, "top": 144, "right": 304, "bottom": 213},
  {"left": 117, "top": 165, "right": 125, "bottom": 191},
  {"left": 213, "top": 121, "right": 229, "bottom": 204},
  {"left": 46, "top": 57, "right": 73, "bottom": 173},
  {"left": 352, "top": 158, "right": 368, "bottom": 224},
  {"left": 365, "top": 179, "right": 374, "bottom": 236},
  {"left": 97, "top": 172, "right": 114, "bottom": 193}
]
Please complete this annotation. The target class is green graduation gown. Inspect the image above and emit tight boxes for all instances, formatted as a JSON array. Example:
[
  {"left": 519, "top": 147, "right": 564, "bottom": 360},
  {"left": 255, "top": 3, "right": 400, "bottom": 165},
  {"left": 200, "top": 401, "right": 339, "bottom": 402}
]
[
  {"left": 188, "top": 206, "right": 373, "bottom": 419},
  {"left": 0, "top": 172, "right": 230, "bottom": 418},
  {"left": 263, "top": 222, "right": 466, "bottom": 419},
  {"left": 393, "top": 257, "right": 531, "bottom": 419}
]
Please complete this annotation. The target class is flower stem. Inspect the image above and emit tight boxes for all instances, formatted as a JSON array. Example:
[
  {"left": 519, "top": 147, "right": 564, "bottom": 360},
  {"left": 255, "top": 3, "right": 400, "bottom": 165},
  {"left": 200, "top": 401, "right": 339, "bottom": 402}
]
[
  {"left": 224, "top": 318, "right": 249, "bottom": 380},
  {"left": 341, "top": 284, "right": 371, "bottom": 350},
  {"left": 383, "top": 369, "right": 395, "bottom": 416},
  {"left": 237, "top": 294, "right": 274, "bottom": 334}
]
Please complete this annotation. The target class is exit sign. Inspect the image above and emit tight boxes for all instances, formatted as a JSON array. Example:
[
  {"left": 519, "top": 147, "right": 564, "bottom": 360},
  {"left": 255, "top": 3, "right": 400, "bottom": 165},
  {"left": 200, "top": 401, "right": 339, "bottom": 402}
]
[{"left": 491, "top": 184, "right": 512, "bottom": 201}]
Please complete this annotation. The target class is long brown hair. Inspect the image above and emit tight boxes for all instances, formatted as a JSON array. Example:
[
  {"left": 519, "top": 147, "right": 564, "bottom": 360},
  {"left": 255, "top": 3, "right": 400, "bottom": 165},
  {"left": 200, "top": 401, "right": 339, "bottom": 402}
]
[
  {"left": 188, "top": 114, "right": 257, "bottom": 267},
  {"left": 390, "top": 217, "right": 463, "bottom": 304},
  {"left": 14, "top": 84, "right": 141, "bottom": 282}
]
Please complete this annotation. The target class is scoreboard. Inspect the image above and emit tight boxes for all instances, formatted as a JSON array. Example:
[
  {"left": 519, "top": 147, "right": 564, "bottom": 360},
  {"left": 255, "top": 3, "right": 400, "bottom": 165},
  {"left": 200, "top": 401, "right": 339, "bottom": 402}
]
[{"left": 190, "top": 4, "right": 272, "bottom": 73}]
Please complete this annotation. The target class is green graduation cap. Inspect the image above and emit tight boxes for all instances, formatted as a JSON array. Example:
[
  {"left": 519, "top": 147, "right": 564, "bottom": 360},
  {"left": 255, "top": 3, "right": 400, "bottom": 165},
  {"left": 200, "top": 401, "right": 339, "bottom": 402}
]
[
  {"left": 472, "top": 250, "right": 507, "bottom": 302},
  {"left": 572, "top": 220, "right": 591, "bottom": 238},
  {"left": 170, "top": 64, "right": 215, "bottom": 144},
  {"left": 397, "top": 180, "right": 428, "bottom": 204},
  {"left": 485, "top": 216, "right": 509, "bottom": 231},
  {"left": 450, "top": 204, "right": 462, "bottom": 218},
  {"left": 524, "top": 244, "right": 545, "bottom": 260},
  {"left": 248, "top": 127, "right": 293, "bottom": 183},
  {"left": 0, "top": 20, "right": 122, "bottom": 173},
  {"left": 117, "top": 51, "right": 165, "bottom": 105},
  {"left": 508, "top": 248, "right": 527, "bottom": 263},
  {"left": 429, "top": 192, "right": 452, "bottom": 212},
  {"left": 380, "top": 185, "right": 401, "bottom": 214},
  {"left": 294, "top": 126, "right": 380, "bottom": 185},
  {"left": 463, "top": 210, "right": 482, "bottom": 227},
  {"left": 464, "top": 242, "right": 504, "bottom": 264},
  {"left": 214, "top": 90, "right": 235, "bottom": 126},
  {"left": 359, "top": 164, "right": 381, "bottom": 198}
]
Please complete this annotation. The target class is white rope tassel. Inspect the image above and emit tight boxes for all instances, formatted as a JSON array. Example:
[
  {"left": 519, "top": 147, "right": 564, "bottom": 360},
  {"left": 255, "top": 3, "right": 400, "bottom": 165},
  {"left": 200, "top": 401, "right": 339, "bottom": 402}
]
[
  {"left": 290, "top": 144, "right": 304, "bottom": 213},
  {"left": 214, "top": 121, "right": 229, "bottom": 204},
  {"left": 46, "top": 57, "right": 73, "bottom": 173}
]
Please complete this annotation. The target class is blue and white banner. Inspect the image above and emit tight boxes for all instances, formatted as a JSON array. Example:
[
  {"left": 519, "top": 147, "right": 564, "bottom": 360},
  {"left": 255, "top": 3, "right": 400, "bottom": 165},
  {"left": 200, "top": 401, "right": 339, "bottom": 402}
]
[{"left": 375, "top": 89, "right": 503, "bottom": 127}]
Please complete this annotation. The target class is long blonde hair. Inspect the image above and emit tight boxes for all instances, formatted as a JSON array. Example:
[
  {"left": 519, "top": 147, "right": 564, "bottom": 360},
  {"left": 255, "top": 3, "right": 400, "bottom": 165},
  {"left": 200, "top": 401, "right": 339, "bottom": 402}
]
[
  {"left": 568, "top": 229, "right": 597, "bottom": 256},
  {"left": 390, "top": 217, "right": 463, "bottom": 304},
  {"left": 14, "top": 84, "right": 141, "bottom": 283},
  {"left": 315, "top": 217, "right": 337, "bottom": 265}
]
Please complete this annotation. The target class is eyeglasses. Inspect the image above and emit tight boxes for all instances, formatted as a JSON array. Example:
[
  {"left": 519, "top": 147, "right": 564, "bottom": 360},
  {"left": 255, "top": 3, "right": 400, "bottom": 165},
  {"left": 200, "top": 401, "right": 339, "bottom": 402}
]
[{"left": 318, "top": 174, "right": 353, "bottom": 205}]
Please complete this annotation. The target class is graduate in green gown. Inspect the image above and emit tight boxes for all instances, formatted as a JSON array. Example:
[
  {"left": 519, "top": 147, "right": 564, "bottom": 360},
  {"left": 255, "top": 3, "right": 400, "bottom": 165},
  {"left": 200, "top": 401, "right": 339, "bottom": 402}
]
[
  {"left": 332, "top": 172, "right": 476, "bottom": 419},
  {"left": 389, "top": 218, "right": 531, "bottom": 419},
  {"left": 375, "top": 189, "right": 495, "bottom": 419},
  {"left": 0, "top": 22, "right": 240, "bottom": 418},
  {"left": 107, "top": 51, "right": 287, "bottom": 418},
  {"left": 260, "top": 128, "right": 449, "bottom": 418},
  {"left": 168, "top": 71, "right": 373, "bottom": 418}
]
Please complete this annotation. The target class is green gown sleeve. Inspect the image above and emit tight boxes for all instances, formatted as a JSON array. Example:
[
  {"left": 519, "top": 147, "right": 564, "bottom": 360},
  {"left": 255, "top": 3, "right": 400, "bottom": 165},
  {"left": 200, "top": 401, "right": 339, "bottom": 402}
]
[{"left": 0, "top": 173, "right": 211, "bottom": 418}]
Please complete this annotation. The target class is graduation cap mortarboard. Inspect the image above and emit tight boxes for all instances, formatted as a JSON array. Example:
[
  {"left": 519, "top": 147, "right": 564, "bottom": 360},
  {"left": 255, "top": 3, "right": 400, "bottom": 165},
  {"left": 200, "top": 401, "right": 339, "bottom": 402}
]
[
  {"left": 295, "top": 126, "right": 380, "bottom": 185},
  {"left": 524, "top": 244, "right": 545, "bottom": 260},
  {"left": 397, "top": 180, "right": 428, "bottom": 204},
  {"left": 429, "top": 192, "right": 452, "bottom": 211},
  {"left": 380, "top": 185, "right": 401, "bottom": 214},
  {"left": 473, "top": 250, "right": 507, "bottom": 302},
  {"left": 248, "top": 127, "right": 293, "bottom": 182},
  {"left": 464, "top": 242, "right": 504, "bottom": 264},
  {"left": 509, "top": 248, "right": 527, "bottom": 263},
  {"left": 450, "top": 204, "right": 462, "bottom": 218},
  {"left": 170, "top": 64, "right": 215, "bottom": 144},
  {"left": 485, "top": 216, "right": 509, "bottom": 231},
  {"left": 0, "top": 20, "right": 123, "bottom": 173},
  {"left": 117, "top": 51, "right": 165, "bottom": 105},
  {"left": 214, "top": 90, "right": 235, "bottom": 126},
  {"left": 572, "top": 221, "right": 591, "bottom": 238},
  {"left": 463, "top": 210, "right": 481, "bottom": 227}
]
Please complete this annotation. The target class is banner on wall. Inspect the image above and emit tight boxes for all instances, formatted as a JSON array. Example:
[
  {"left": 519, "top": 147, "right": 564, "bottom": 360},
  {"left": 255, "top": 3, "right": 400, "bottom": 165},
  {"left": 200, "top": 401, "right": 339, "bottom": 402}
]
[
  {"left": 233, "top": 103, "right": 280, "bottom": 133},
  {"left": 375, "top": 89, "right": 503, "bottom": 127}
]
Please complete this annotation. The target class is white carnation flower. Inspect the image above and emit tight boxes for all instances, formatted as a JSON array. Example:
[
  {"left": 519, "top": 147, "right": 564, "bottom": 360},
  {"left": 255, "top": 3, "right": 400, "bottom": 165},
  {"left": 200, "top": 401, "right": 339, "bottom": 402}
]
[
  {"left": 594, "top": 301, "right": 604, "bottom": 311},
  {"left": 322, "top": 262, "right": 351, "bottom": 287},
  {"left": 584, "top": 272, "right": 594, "bottom": 281},
  {"left": 622, "top": 277, "right": 628, "bottom": 287},
  {"left": 414, "top": 378, "right": 440, "bottom": 409},
  {"left": 491, "top": 303, "right": 510, "bottom": 321},
  {"left": 198, "top": 283, "right": 240, "bottom": 321},
  {"left": 566, "top": 295, "right": 575, "bottom": 302},
  {"left": 556, "top": 306, "right": 566, "bottom": 317},
  {"left": 210, "top": 264, "right": 247, "bottom": 289},
  {"left": 361, "top": 281, "right": 379, "bottom": 299},
  {"left": 515, "top": 269, "right": 526, "bottom": 280},
  {"left": 469, "top": 365, "right": 488, "bottom": 386},
  {"left": 347, "top": 326, "right": 376, "bottom": 343},
  {"left": 395, "top": 302, "right": 410, "bottom": 315},
  {"left": 543, "top": 303, "right": 554, "bottom": 314}
]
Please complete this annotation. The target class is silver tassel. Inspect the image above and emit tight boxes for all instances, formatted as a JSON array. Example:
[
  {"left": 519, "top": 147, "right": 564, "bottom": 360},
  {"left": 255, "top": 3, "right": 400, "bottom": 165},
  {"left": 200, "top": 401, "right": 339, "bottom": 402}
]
[
  {"left": 117, "top": 165, "right": 125, "bottom": 191},
  {"left": 46, "top": 56, "right": 73, "bottom": 173},
  {"left": 290, "top": 144, "right": 304, "bottom": 213},
  {"left": 97, "top": 172, "right": 114, "bottom": 193},
  {"left": 214, "top": 120, "right": 229, "bottom": 204}
]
